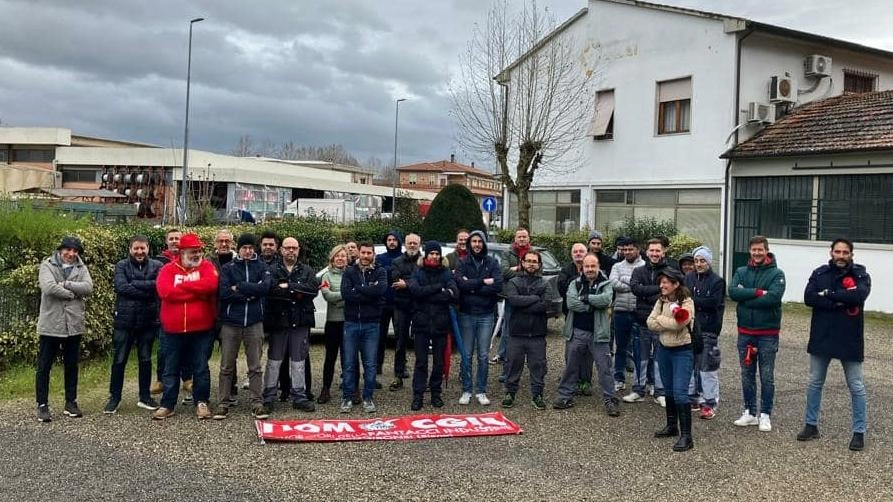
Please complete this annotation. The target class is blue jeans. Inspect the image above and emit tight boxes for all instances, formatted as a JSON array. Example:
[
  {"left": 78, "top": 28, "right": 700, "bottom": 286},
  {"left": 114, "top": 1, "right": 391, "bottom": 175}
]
[
  {"left": 108, "top": 327, "right": 155, "bottom": 402},
  {"left": 633, "top": 325, "right": 663, "bottom": 396},
  {"left": 805, "top": 354, "right": 867, "bottom": 433},
  {"left": 159, "top": 330, "right": 213, "bottom": 410},
  {"left": 613, "top": 311, "right": 636, "bottom": 383},
  {"left": 343, "top": 322, "right": 380, "bottom": 401},
  {"left": 656, "top": 345, "right": 694, "bottom": 404},
  {"left": 460, "top": 312, "right": 495, "bottom": 394},
  {"left": 737, "top": 335, "right": 778, "bottom": 416}
]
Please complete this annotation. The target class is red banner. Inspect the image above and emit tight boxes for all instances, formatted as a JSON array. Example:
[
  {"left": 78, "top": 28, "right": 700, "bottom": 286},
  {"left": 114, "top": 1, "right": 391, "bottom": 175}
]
[{"left": 255, "top": 412, "right": 523, "bottom": 442}]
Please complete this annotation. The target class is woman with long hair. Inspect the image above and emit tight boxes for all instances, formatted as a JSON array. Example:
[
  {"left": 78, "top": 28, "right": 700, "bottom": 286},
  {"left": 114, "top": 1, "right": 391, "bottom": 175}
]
[{"left": 647, "top": 267, "right": 696, "bottom": 452}]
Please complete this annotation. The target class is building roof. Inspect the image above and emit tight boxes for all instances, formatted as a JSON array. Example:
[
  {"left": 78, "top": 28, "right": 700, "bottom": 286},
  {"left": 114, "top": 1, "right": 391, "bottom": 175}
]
[
  {"left": 723, "top": 90, "right": 893, "bottom": 159},
  {"left": 397, "top": 160, "right": 498, "bottom": 178}
]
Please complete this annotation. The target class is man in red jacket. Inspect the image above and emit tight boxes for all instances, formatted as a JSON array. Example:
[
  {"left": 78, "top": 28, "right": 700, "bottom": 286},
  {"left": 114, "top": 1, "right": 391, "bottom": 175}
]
[{"left": 153, "top": 233, "right": 219, "bottom": 420}]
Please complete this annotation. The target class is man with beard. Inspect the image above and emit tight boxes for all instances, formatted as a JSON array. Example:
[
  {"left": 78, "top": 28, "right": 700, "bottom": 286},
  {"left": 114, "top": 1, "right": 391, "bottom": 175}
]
[
  {"left": 35, "top": 236, "right": 94, "bottom": 422},
  {"left": 262, "top": 237, "right": 319, "bottom": 413},
  {"left": 494, "top": 228, "right": 532, "bottom": 377},
  {"left": 609, "top": 237, "right": 645, "bottom": 393},
  {"left": 684, "top": 246, "right": 725, "bottom": 419},
  {"left": 104, "top": 235, "right": 163, "bottom": 414},
  {"left": 340, "top": 242, "right": 388, "bottom": 413},
  {"left": 587, "top": 230, "right": 616, "bottom": 277},
  {"left": 445, "top": 229, "right": 469, "bottom": 271},
  {"left": 408, "top": 241, "right": 458, "bottom": 410},
  {"left": 388, "top": 233, "right": 421, "bottom": 391},
  {"left": 799, "top": 238, "right": 871, "bottom": 451},
  {"left": 153, "top": 233, "right": 218, "bottom": 420},
  {"left": 376, "top": 230, "right": 403, "bottom": 380}
]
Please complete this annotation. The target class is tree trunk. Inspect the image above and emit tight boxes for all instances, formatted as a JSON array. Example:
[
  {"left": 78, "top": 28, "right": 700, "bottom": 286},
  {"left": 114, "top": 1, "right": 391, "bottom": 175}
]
[{"left": 516, "top": 186, "right": 531, "bottom": 230}]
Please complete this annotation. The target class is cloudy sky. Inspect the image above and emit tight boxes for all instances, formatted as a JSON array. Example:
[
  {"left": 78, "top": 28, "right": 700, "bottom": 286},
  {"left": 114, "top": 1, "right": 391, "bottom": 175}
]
[{"left": 0, "top": 0, "right": 890, "bottom": 171}]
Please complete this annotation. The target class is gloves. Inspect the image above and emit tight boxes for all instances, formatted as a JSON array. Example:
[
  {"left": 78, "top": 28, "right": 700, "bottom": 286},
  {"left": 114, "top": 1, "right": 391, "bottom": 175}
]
[
  {"left": 320, "top": 280, "right": 330, "bottom": 290},
  {"left": 842, "top": 276, "right": 856, "bottom": 291},
  {"left": 670, "top": 303, "right": 690, "bottom": 324},
  {"left": 743, "top": 343, "right": 757, "bottom": 366},
  {"left": 755, "top": 289, "right": 767, "bottom": 297}
]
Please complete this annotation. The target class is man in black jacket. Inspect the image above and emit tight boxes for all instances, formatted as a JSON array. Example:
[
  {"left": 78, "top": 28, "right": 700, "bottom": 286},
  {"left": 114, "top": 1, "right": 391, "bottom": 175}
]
[
  {"left": 104, "top": 235, "right": 163, "bottom": 414},
  {"left": 624, "top": 238, "right": 669, "bottom": 406},
  {"left": 262, "top": 236, "right": 319, "bottom": 412},
  {"left": 799, "top": 238, "right": 871, "bottom": 451},
  {"left": 684, "top": 246, "right": 725, "bottom": 420},
  {"left": 408, "top": 241, "right": 458, "bottom": 411},
  {"left": 388, "top": 232, "right": 421, "bottom": 391},
  {"left": 501, "top": 250, "right": 558, "bottom": 410}
]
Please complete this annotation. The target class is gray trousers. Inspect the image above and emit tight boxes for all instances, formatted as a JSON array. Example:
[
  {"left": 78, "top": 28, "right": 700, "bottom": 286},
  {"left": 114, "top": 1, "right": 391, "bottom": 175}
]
[
  {"left": 557, "top": 329, "right": 614, "bottom": 401},
  {"left": 218, "top": 322, "right": 264, "bottom": 406},
  {"left": 264, "top": 326, "right": 310, "bottom": 404},
  {"left": 504, "top": 336, "right": 547, "bottom": 397}
]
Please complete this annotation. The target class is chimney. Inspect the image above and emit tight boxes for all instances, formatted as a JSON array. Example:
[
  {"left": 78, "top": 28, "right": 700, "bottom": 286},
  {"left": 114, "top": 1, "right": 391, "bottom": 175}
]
[{"left": 450, "top": 153, "right": 455, "bottom": 163}]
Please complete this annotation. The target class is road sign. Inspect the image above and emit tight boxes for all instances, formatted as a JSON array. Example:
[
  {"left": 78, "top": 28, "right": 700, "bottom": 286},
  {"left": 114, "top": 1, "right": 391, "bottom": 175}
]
[{"left": 482, "top": 196, "right": 498, "bottom": 213}]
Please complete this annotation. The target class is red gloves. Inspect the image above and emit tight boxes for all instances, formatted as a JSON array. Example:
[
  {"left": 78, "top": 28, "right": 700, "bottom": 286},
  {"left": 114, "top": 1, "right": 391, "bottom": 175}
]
[
  {"left": 842, "top": 276, "right": 856, "bottom": 291},
  {"left": 320, "top": 280, "right": 330, "bottom": 290},
  {"left": 755, "top": 289, "right": 767, "bottom": 297},
  {"left": 670, "top": 303, "right": 690, "bottom": 324},
  {"left": 744, "top": 343, "right": 758, "bottom": 366}
]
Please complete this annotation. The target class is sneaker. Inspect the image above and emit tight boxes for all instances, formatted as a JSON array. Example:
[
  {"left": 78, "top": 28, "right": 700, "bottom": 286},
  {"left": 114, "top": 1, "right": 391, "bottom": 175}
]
[
  {"left": 137, "top": 398, "right": 160, "bottom": 411},
  {"left": 622, "top": 392, "right": 644, "bottom": 403},
  {"left": 363, "top": 400, "right": 377, "bottom": 413},
  {"left": 36, "top": 404, "right": 52, "bottom": 423},
  {"left": 501, "top": 392, "right": 515, "bottom": 408},
  {"left": 647, "top": 385, "right": 655, "bottom": 397},
  {"left": 150, "top": 381, "right": 164, "bottom": 395},
  {"left": 182, "top": 379, "right": 193, "bottom": 393},
  {"left": 578, "top": 382, "right": 592, "bottom": 396},
  {"left": 797, "top": 424, "right": 820, "bottom": 441},
  {"left": 758, "top": 413, "right": 772, "bottom": 432},
  {"left": 196, "top": 402, "right": 212, "bottom": 420},
  {"left": 252, "top": 405, "right": 271, "bottom": 419},
  {"left": 458, "top": 392, "right": 472, "bottom": 405},
  {"left": 849, "top": 432, "right": 865, "bottom": 451},
  {"left": 224, "top": 396, "right": 239, "bottom": 408},
  {"left": 181, "top": 393, "right": 193, "bottom": 406},
  {"left": 389, "top": 378, "right": 403, "bottom": 391},
  {"left": 699, "top": 405, "right": 716, "bottom": 420},
  {"left": 475, "top": 393, "right": 491, "bottom": 406},
  {"left": 690, "top": 402, "right": 701, "bottom": 411},
  {"left": 605, "top": 399, "right": 621, "bottom": 417},
  {"left": 103, "top": 398, "right": 120, "bottom": 415},
  {"left": 411, "top": 396, "right": 423, "bottom": 411},
  {"left": 552, "top": 398, "right": 575, "bottom": 410},
  {"left": 431, "top": 395, "right": 445, "bottom": 408},
  {"left": 614, "top": 381, "right": 625, "bottom": 392},
  {"left": 655, "top": 396, "right": 666, "bottom": 408},
  {"left": 339, "top": 399, "right": 352, "bottom": 413},
  {"left": 531, "top": 395, "right": 546, "bottom": 410},
  {"left": 213, "top": 406, "right": 229, "bottom": 420},
  {"left": 151, "top": 407, "right": 175, "bottom": 420},
  {"left": 734, "top": 410, "right": 760, "bottom": 427},
  {"left": 63, "top": 401, "right": 83, "bottom": 418},
  {"left": 293, "top": 400, "right": 316, "bottom": 412},
  {"left": 241, "top": 378, "right": 250, "bottom": 390},
  {"left": 351, "top": 391, "right": 362, "bottom": 405}
]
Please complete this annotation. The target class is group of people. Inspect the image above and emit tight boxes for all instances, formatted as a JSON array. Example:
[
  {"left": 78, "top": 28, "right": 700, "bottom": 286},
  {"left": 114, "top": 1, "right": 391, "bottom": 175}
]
[{"left": 34, "top": 226, "right": 871, "bottom": 451}]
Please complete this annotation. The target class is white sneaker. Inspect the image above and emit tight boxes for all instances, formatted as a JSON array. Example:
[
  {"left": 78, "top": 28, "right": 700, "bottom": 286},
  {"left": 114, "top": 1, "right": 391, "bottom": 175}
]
[
  {"left": 656, "top": 396, "right": 666, "bottom": 408},
  {"left": 622, "top": 392, "right": 644, "bottom": 403},
  {"left": 475, "top": 393, "right": 491, "bottom": 406},
  {"left": 458, "top": 392, "right": 472, "bottom": 405},
  {"left": 363, "top": 400, "right": 376, "bottom": 413},
  {"left": 647, "top": 385, "right": 655, "bottom": 397},
  {"left": 734, "top": 410, "right": 760, "bottom": 427},
  {"left": 758, "top": 413, "right": 772, "bottom": 432},
  {"left": 614, "top": 381, "right": 625, "bottom": 392}
]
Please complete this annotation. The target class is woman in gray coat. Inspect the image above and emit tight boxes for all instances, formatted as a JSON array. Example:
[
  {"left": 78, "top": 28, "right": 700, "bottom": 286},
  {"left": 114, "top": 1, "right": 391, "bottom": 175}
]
[{"left": 35, "top": 236, "right": 93, "bottom": 422}]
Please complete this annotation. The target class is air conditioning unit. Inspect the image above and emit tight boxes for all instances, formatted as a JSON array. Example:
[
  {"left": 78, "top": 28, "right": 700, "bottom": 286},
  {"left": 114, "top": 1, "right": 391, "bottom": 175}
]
[
  {"left": 747, "top": 102, "right": 776, "bottom": 124},
  {"left": 804, "top": 54, "right": 832, "bottom": 77},
  {"left": 769, "top": 75, "right": 796, "bottom": 103}
]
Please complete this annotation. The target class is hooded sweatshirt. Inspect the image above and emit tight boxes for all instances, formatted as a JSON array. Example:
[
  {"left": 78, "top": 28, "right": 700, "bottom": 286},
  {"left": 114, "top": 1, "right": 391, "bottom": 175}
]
[
  {"left": 728, "top": 253, "right": 786, "bottom": 335},
  {"left": 376, "top": 230, "right": 403, "bottom": 304},
  {"left": 455, "top": 230, "right": 503, "bottom": 314}
]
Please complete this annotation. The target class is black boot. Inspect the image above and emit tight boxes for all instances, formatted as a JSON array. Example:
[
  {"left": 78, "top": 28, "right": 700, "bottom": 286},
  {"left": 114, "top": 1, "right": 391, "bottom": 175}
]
[
  {"left": 654, "top": 396, "right": 678, "bottom": 438},
  {"left": 673, "top": 403, "right": 694, "bottom": 452},
  {"left": 796, "top": 424, "right": 820, "bottom": 441}
]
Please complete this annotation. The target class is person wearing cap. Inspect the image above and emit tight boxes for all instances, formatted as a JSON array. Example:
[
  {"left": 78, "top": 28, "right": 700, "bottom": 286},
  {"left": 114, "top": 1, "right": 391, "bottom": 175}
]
[
  {"left": 647, "top": 267, "right": 696, "bottom": 452},
  {"left": 35, "top": 236, "right": 94, "bottom": 422},
  {"left": 103, "top": 234, "right": 163, "bottom": 415},
  {"left": 684, "top": 246, "right": 725, "bottom": 420},
  {"left": 408, "top": 241, "right": 458, "bottom": 410},
  {"left": 153, "top": 233, "right": 219, "bottom": 420},
  {"left": 677, "top": 253, "right": 695, "bottom": 275},
  {"left": 587, "top": 230, "right": 616, "bottom": 277},
  {"left": 214, "top": 233, "right": 272, "bottom": 420},
  {"left": 799, "top": 238, "right": 871, "bottom": 451},
  {"left": 609, "top": 237, "right": 644, "bottom": 393}
]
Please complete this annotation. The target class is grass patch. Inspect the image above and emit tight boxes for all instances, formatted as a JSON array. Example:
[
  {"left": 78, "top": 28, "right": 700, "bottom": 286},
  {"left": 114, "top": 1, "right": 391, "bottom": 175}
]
[
  {"left": 0, "top": 351, "right": 137, "bottom": 402},
  {"left": 783, "top": 301, "right": 893, "bottom": 328}
]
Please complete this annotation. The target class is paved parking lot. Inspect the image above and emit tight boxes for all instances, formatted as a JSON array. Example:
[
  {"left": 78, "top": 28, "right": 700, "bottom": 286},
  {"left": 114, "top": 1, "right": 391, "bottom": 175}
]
[{"left": 1, "top": 306, "right": 891, "bottom": 501}]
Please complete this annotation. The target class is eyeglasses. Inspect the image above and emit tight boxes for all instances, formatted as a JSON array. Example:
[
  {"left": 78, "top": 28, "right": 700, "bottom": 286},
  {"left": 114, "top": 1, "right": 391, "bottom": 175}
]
[
  {"left": 523, "top": 260, "right": 540, "bottom": 264},
  {"left": 281, "top": 246, "right": 299, "bottom": 250}
]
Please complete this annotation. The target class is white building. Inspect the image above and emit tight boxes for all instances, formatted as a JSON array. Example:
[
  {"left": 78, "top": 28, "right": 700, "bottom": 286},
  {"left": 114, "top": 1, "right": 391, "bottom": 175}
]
[{"left": 503, "top": 0, "right": 893, "bottom": 272}]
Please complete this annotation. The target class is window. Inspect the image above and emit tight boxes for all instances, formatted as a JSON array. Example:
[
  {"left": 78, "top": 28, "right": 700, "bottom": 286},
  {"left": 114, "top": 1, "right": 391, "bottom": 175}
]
[
  {"left": 843, "top": 70, "right": 877, "bottom": 93},
  {"left": 657, "top": 77, "right": 691, "bottom": 134},
  {"left": 590, "top": 89, "right": 614, "bottom": 140},
  {"left": 818, "top": 174, "right": 893, "bottom": 243},
  {"left": 408, "top": 173, "right": 417, "bottom": 185},
  {"left": 0, "top": 150, "right": 7, "bottom": 162},
  {"left": 12, "top": 149, "right": 55, "bottom": 162},
  {"left": 62, "top": 169, "right": 100, "bottom": 183},
  {"left": 508, "top": 190, "right": 581, "bottom": 234}
]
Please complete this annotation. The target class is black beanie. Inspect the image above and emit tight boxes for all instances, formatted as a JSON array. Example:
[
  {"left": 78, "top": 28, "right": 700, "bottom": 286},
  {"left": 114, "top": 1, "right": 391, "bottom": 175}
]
[{"left": 237, "top": 233, "right": 257, "bottom": 249}]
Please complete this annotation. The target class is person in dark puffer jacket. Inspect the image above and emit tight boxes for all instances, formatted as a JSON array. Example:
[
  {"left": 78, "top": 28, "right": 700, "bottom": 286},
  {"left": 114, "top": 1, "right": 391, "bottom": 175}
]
[
  {"left": 388, "top": 232, "right": 422, "bottom": 390},
  {"left": 625, "top": 238, "right": 669, "bottom": 405},
  {"left": 684, "top": 246, "right": 725, "bottom": 420}
]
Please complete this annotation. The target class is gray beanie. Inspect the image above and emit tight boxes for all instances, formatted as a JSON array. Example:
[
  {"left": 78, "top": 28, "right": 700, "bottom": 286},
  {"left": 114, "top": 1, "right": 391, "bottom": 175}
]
[
  {"left": 692, "top": 246, "right": 713, "bottom": 267},
  {"left": 588, "top": 230, "right": 604, "bottom": 242}
]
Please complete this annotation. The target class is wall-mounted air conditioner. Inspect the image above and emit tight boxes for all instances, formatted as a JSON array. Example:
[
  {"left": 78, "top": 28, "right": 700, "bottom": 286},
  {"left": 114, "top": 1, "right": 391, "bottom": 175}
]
[
  {"left": 747, "top": 102, "right": 776, "bottom": 124},
  {"left": 804, "top": 54, "right": 832, "bottom": 77},
  {"left": 769, "top": 75, "right": 796, "bottom": 103}
]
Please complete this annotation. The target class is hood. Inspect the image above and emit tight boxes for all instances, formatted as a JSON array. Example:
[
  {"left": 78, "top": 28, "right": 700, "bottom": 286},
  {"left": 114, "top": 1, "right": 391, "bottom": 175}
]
[
  {"left": 234, "top": 252, "right": 259, "bottom": 263},
  {"left": 383, "top": 229, "right": 404, "bottom": 255},
  {"left": 749, "top": 252, "right": 778, "bottom": 269},
  {"left": 468, "top": 230, "right": 489, "bottom": 258}
]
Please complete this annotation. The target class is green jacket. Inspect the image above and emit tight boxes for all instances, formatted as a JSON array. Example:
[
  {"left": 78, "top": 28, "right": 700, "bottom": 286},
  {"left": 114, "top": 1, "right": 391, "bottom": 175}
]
[
  {"left": 728, "top": 253, "right": 786, "bottom": 334},
  {"left": 562, "top": 272, "right": 614, "bottom": 343},
  {"left": 321, "top": 266, "right": 345, "bottom": 322}
]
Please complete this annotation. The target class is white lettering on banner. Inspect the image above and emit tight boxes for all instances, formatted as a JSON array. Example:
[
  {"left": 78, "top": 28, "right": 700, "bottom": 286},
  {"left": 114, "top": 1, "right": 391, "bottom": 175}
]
[
  {"left": 173, "top": 271, "right": 200, "bottom": 286},
  {"left": 323, "top": 422, "right": 355, "bottom": 434},
  {"left": 410, "top": 416, "right": 509, "bottom": 429}
]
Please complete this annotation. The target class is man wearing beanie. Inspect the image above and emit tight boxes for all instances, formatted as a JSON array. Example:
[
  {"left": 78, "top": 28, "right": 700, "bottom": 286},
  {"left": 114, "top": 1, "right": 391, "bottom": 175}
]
[
  {"left": 588, "top": 230, "right": 616, "bottom": 277},
  {"left": 684, "top": 246, "right": 725, "bottom": 419},
  {"left": 214, "top": 233, "right": 272, "bottom": 420},
  {"left": 408, "top": 241, "right": 458, "bottom": 410},
  {"left": 388, "top": 233, "right": 422, "bottom": 391},
  {"left": 35, "top": 236, "right": 94, "bottom": 422}
]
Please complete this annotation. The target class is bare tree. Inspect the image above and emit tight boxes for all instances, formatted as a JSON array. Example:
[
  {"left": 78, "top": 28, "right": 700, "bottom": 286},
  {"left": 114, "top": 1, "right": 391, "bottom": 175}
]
[{"left": 451, "top": 0, "right": 597, "bottom": 229}]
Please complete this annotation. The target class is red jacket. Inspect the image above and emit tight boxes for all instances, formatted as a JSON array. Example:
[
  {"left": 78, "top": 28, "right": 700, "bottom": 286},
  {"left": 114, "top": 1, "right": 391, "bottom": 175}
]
[{"left": 156, "top": 258, "right": 219, "bottom": 333}]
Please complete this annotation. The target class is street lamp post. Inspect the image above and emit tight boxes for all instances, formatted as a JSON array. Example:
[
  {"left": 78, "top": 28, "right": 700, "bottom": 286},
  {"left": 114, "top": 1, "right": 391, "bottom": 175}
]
[
  {"left": 180, "top": 16, "right": 204, "bottom": 224},
  {"left": 391, "top": 98, "right": 407, "bottom": 216}
]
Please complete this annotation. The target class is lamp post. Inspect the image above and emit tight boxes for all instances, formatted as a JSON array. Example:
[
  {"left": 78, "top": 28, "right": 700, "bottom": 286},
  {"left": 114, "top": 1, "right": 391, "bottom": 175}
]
[
  {"left": 391, "top": 98, "right": 407, "bottom": 216},
  {"left": 180, "top": 16, "right": 204, "bottom": 224}
]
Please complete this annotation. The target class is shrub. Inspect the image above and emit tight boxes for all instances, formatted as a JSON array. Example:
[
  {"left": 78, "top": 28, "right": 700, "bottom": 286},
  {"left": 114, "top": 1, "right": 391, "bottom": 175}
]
[
  {"left": 611, "top": 216, "right": 678, "bottom": 247},
  {"left": 421, "top": 184, "right": 484, "bottom": 242}
]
